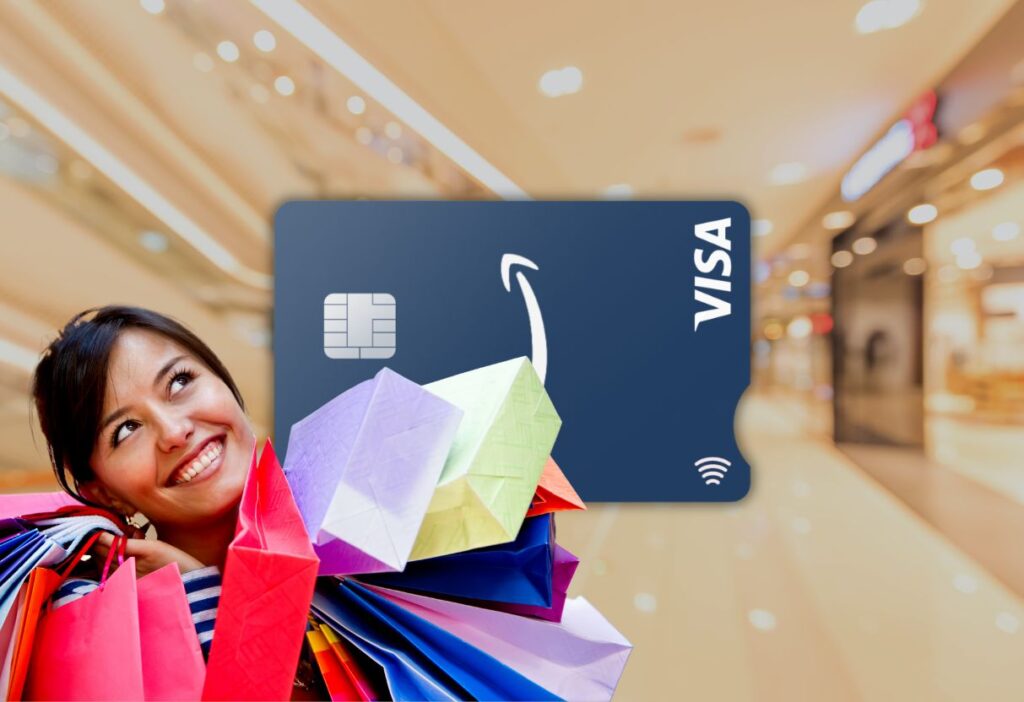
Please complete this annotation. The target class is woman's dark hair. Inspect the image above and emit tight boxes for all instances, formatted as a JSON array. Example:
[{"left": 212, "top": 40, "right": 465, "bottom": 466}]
[{"left": 32, "top": 306, "right": 245, "bottom": 504}]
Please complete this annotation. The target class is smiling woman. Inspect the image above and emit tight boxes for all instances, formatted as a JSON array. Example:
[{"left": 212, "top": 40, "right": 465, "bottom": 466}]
[
  {"left": 30, "top": 306, "right": 261, "bottom": 660},
  {"left": 32, "top": 306, "right": 256, "bottom": 570}
]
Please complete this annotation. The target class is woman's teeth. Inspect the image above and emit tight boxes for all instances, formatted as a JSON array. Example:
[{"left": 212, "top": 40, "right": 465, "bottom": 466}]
[{"left": 174, "top": 440, "right": 223, "bottom": 485}]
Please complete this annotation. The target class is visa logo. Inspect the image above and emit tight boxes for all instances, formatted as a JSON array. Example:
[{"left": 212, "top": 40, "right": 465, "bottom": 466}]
[{"left": 693, "top": 218, "right": 733, "bottom": 331}]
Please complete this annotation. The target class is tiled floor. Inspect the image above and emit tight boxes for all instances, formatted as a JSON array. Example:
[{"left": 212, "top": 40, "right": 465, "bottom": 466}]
[{"left": 556, "top": 394, "right": 1024, "bottom": 700}]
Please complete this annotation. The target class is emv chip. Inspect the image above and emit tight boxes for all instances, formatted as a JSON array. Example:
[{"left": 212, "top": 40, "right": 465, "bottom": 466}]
[{"left": 323, "top": 293, "right": 396, "bottom": 359}]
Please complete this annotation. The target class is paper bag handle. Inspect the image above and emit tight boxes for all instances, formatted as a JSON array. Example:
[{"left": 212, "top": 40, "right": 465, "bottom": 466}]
[{"left": 99, "top": 534, "right": 127, "bottom": 588}]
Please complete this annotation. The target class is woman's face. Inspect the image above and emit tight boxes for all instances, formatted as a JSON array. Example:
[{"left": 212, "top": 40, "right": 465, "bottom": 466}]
[{"left": 84, "top": 329, "right": 255, "bottom": 528}]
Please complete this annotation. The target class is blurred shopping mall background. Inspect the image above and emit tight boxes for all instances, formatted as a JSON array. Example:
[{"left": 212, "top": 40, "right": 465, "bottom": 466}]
[{"left": 2, "top": 1, "right": 1024, "bottom": 699}]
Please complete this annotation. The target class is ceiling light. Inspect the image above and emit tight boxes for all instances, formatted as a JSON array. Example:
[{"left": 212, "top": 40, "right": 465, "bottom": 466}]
[
  {"left": 193, "top": 52, "right": 214, "bottom": 73},
  {"left": 903, "top": 257, "right": 926, "bottom": 275},
  {"left": 253, "top": 29, "right": 277, "bottom": 52},
  {"left": 752, "top": 219, "right": 773, "bottom": 237},
  {"left": 769, "top": 162, "right": 808, "bottom": 185},
  {"left": 346, "top": 95, "right": 366, "bottom": 115},
  {"left": 0, "top": 63, "right": 269, "bottom": 289},
  {"left": 139, "top": 230, "right": 169, "bottom": 253},
  {"left": 787, "top": 317, "right": 812, "bottom": 340},
  {"left": 907, "top": 203, "right": 937, "bottom": 225},
  {"left": 633, "top": 592, "right": 657, "bottom": 613},
  {"left": 950, "top": 237, "right": 976, "bottom": 256},
  {"left": 217, "top": 41, "right": 240, "bottom": 63},
  {"left": 831, "top": 250, "right": 854, "bottom": 268},
  {"left": 386, "top": 146, "right": 403, "bottom": 164},
  {"left": 602, "top": 183, "right": 633, "bottom": 199},
  {"left": 140, "top": 0, "right": 165, "bottom": 14},
  {"left": 763, "top": 322, "right": 784, "bottom": 341},
  {"left": 852, "top": 237, "right": 877, "bottom": 255},
  {"left": 996, "top": 612, "right": 1020, "bottom": 635},
  {"left": 385, "top": 121, "right": 402, "bottom": 140},
  {"left": 355, "top": 126, "right": 373, "bottom": 145},
  {"left": 252, "top": 0, "right": 527, "bottom": 198},
  {"left": 993, "top": 222, "right": 1020, "bottom": 241},
  {"left": 956, "top": 251, "right": 982, "bottom": 270},
  {"left": 274, "top": 76, "right": 295, "bottom": 96},
  {"left": 538, "top": 66, "right": 583, "bottom": 98},
  {"left": 788, "top": 270, "right": 810, "bottom": 287},
  {"left": 855, "top": 0, "right": 920, "bottom": 34},
  {"left": 971, "top": 168, "right": 1004, "bottom": 191},
  {"left": 952, "top": 573, "right": 978, "bottom": 594},
  {"left": 822, "top": 210, "right": 855, "bottom": 230}
]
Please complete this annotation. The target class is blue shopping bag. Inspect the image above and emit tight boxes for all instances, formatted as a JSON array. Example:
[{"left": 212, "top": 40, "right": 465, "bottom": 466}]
[
  {"left": 361, "top": 515, "right": 556, "bottom": 608},
  {"left": 313, "top": 579, "right": 559, "bottom": 701}
]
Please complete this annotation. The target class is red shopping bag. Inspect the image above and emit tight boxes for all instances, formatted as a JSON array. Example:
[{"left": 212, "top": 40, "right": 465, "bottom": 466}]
[
  {"left": 25, "top": 538, "right": 144, "bottom": 701},
  {"left": 137, "top": 563, "right": 205, "bottom": 701},
  {"left": 202, "top": 440, "right": 319, "bottom": 701}
]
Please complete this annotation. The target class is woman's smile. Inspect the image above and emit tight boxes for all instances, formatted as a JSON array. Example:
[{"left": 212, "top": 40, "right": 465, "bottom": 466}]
[{"left": 168, "top": 435, "right": 226, "bottom": 487}]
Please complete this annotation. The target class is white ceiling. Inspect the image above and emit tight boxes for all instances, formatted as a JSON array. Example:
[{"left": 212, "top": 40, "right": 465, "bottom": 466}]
[
  {"left": 0, "top": 0, "right": 1017, "bottom": 479},
  {"left": 312, "top": 0, "right": 1015, "bottom": 253}
]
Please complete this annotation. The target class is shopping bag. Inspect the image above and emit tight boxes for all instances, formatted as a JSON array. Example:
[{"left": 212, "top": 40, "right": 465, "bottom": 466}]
[
  {"left": 137, "top": 563, "right": 205, "bottom": 701},
  {"left": 312, "top": 579, "right": 558, "bottom": 701},
  {"left": 317, "top": 624, "right": 380, "bottom": 701},
  {"left": 370, "top": 584, "right": 632, "bottom": 702},
  {"left": 491, "top": 544, "right": 579, "bottom": 623},
  {"left": 307, "top": 628, "right": 364, "bottom": 701},
  {"left": 25, "top": 552, "right": 145, "bottom": 701},
  {"left": 2, "top": 530, "right": 106, "bottom": 700},
  {"left": 411, "top": 357, "right": 561, "bottom": 561},
  {"left": 202, "top": 440, "right": 319, "bottom": 701},
  {"left": 0, "top": 532, "right": 69, "bottom": 630},
  {"left": 4, "top": 566, "right": 60, "bottom": 701},
  {"left": 284, "top": 368, "right": 462, "bottom": 575},
  {"left": 363, "top": 514, "right": 556, "bottom": 608},
  {"left": 526, "top": 457, "right": 586, "bottom": 518},
  {"left": 0, "top": 494, "right": 78, "bottom": 520}
]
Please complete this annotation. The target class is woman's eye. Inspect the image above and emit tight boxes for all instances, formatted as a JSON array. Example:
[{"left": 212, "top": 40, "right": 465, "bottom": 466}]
[
  {"left": 169, "top": 371, "right": 193, "bottom": 394},
  {"left": 114, "top": 420, "right": 139, "bottom": 446}
]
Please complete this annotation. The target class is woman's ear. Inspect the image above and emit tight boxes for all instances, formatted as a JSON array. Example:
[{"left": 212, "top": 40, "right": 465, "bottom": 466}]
[{"left": 78, "top": 481, "right": 137, "bottom": 516}]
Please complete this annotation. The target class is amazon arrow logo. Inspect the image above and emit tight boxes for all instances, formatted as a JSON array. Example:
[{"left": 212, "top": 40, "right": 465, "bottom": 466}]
[{"left": 501, "top": 253, "right": 548, "bottom": 384}]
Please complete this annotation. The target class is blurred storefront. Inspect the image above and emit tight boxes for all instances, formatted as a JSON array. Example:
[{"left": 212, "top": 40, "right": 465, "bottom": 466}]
[{"left": 757, "top": 0, "right": 1024, "bottom": 503}]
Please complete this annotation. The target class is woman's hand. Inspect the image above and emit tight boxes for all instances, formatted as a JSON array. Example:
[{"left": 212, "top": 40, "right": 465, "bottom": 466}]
[{"left": 94, "top": 532, "right": 206, "bottom": 577}]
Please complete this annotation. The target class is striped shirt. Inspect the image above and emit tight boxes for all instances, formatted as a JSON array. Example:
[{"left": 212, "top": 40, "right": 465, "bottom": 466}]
[{"left": 53, "top": 565, "right": 222, "bottom": 658}]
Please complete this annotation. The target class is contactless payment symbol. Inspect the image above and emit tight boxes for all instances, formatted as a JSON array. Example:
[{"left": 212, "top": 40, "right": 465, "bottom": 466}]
[
  {"left": 323, "top": 293, "right": 396, "bottom": 359},
  {"left": 694, "top": 456, "right": 731, "bottom": 486}
]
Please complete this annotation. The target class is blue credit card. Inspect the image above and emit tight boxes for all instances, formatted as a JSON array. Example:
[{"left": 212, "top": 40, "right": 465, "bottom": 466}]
[{"left": 274, "top": 200, "right": 751, "bottom": 502}]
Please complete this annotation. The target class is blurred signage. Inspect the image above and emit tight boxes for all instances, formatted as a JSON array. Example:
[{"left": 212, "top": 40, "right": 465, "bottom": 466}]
[{"left": 841, "top": 91, "right": 938, "bottom": 201}]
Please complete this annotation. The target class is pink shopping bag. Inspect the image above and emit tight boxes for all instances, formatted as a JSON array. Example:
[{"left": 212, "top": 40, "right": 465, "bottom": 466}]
[
  {"left": 137, "top": 563, "right": 205, "bottom": 701},
  {"left": 25, "top": 547, "right": 144, "bottom": 701},
  {"left": 202, "top": 440, "right": 319, "bottom": 701}
]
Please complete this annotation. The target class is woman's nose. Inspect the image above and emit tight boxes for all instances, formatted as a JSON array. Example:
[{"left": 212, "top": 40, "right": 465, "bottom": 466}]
[{"left": 153, "top": 407, "right": 194, "bottom": 453}]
